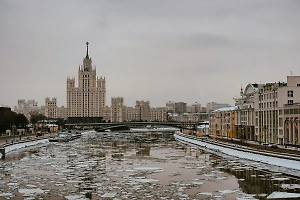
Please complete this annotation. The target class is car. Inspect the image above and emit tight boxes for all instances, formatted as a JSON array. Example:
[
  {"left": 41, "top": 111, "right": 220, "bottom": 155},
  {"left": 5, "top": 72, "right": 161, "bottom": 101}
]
[
  {"left": 271, "top": 144, "right": 278, "bottom": 148},
  {"left": 262, "top": 143, "right": 269, "bottom": 146},
  {"left": 36, "top": 131, "right": 43, "bottom": 136}
]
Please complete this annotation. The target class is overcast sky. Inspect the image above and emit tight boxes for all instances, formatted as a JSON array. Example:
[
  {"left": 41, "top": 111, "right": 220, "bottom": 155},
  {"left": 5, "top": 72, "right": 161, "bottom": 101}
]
[{"left": 1, "top": 0, "right": 300, "bottom": 109}]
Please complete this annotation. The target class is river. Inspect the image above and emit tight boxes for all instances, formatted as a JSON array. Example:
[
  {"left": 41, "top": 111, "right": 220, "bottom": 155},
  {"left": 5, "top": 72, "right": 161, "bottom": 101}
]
[{"left": 0, "top": 131, "right": 299, "bottom": 199}]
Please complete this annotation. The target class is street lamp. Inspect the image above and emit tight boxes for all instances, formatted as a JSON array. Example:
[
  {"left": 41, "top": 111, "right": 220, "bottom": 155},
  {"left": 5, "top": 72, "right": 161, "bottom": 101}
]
[
  {"left": 273, "top": 88, "right": 277, "bottom": 144},
  {"left": 264, "top": 125, "right": 267, "bottom": 150},
  {"left": 240, "top": 127, "right": 244, "bottom": 145},
  {"left": 259, "top": 91, "right": 262, "bottom": 145},
  {"left": 226, "top": 124, "right": 229, "bottom": 142}
]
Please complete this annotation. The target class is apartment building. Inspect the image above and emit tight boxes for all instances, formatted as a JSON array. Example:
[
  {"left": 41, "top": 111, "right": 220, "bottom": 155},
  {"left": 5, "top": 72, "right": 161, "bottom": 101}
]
[
  {"left": 14, "top": 99, "right": 41, "bottom": 119},
  {"left": 210, "top": 106, "right": 236, "bottom": 138},
  {"left": 57, "top": 106, "right": 68, "bottom": 119},
  {"left": 126, "top": 107, "right": 139, "bottom": 122},
  {"left": 67, "top": 42, "right": 106, "bottom": 117},
  {"left": 233, "top": 76, "right": 300, "bottom": 145},
  {"left": 135, "top": 101, "right": 150, "bottom": 121},
  {"left": 166, "top": 101, "right": 187, "bottom": 114},
  {"left": 168, "top": 112, "right": 208, "bottom": 123},
  {"left": 150, "top": 107, "right": 167, "bottom": 122},
  {"left": 206, "top": 102, "right": 231, "bottom": 114},
  {"left": 45, "top": 97, "right": 57, "bottom": 119},
  {"left": 111, "top": 97, "right": 125, "bottom": 122},
  {"left": 102, "top": 106, "right": 112, "bottom": 122},
  {"left": 186, "top": 102, "right": 202, "bottom": 113}
]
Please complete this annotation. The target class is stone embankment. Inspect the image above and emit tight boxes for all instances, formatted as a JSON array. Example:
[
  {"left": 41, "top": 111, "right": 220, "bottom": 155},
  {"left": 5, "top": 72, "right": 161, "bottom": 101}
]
[
  {"left": 0, "top": 133, "right": 55, "bottom": 158},
  {"left": 174, "top": 132, "right": 300, "bottom": 162}
]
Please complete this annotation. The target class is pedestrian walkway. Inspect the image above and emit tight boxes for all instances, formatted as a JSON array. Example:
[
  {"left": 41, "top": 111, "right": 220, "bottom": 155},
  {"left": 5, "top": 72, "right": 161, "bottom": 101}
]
[{"left": 0, "top": 133, "right": 55, "bottom": 147}]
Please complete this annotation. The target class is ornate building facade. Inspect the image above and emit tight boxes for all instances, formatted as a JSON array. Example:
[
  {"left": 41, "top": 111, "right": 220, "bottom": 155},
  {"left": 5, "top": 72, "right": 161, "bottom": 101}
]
[{"left": 67, "top": 42, "right": 106, "bottom": 117}]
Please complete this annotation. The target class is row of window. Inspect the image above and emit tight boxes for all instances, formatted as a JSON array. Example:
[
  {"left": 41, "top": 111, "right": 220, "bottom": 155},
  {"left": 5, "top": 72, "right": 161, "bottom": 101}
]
[
  {"left": 260, "top": 92, "right": 278, "bottom": 100},
  {"left": 284, "top": 109, "right": 300, "bottom": 115},
  {"left": 259, "top": 101, "right": 278, "bottom": 108}
]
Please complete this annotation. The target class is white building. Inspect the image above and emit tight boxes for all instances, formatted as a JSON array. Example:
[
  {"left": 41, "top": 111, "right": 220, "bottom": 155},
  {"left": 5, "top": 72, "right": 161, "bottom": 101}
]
[
  {"left": 14, "top": 99, "right": 41, "bottom": 119},
  {"left": 234, "top": 76, "right": 300, "bottom": 145},
  {"left": 206, "top": 102, "right": 231, "bottom": 114},
  {"left": 111, "top": 97, "right": 125, "bottom": 122},
  {"left": 45, "top": 97, "right": 57, "bottom": 119},
  {"left": 67, "top": 42, "right": 106, "bottom": 117}
]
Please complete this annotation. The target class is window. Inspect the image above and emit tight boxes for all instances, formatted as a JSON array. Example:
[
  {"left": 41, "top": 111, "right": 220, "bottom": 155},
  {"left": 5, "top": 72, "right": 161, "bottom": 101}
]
[
  {"left": 288, "top": 100, "right": 294, "bottom": 105},
  {"left": 288, "top": 91, "right": 294, "bottom": 97}
]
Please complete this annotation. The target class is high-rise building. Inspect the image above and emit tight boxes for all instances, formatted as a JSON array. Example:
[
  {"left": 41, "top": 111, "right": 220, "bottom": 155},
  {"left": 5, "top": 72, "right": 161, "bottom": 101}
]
[
  {"left": 166, "top": 101, "right": 186, "bottom": 114},
  {"left": 206, "top": 102, "right": 231, "bottom": 114},
  {"left": 45, "top": 97, "right": 57, "bottom": 119},
  {"left": 67, "top": 42, "right": 106, "bottom": 117},
  {"left": 111, "top": 97, "right": 125, "bottom": 122},
  {"left": 136, "top": 100, "right": 150, "bottom": 121},
  {"left": 14, "top": 99, "right": 41, "bottom": 119}
]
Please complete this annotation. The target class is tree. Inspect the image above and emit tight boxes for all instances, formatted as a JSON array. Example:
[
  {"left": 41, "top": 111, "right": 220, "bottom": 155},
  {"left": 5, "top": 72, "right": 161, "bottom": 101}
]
[
  {"left": 0, "top": 108, "right": 28, "bottom": 134},
  {"left": 29, "top": 111, "right": 46, "bottom": 124}
]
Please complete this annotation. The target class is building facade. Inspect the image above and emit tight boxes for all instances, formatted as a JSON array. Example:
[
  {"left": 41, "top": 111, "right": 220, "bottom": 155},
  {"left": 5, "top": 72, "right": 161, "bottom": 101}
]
[
  {"left": 67, "top": 42, "right": 106, "bottom": 118},
  {"left": 210, "top": 106, "right": 236, "bottom": 138},
  {"left": 14, "top": 99, "right": 41, "bottom": 119},
  {"left": 136, "top": 100, "right": 150, "bottom": 121},
  {"left": 166, "top": 101, "right": 187, "bottom": 114},
  {"left": 150, "top": 107, "right": 167, "bottom": 122},
  {"left": 45, "top": 97, "right": 57, "bottom": 119},
  {"left": 111, "top": 97, "right": 125, "bottom": 122},
  {"left": 206, "top": 102, "right": 231, "bottom": 114},
  {"left": 232, "top": 76, "right": 300, "bottom": 145}
]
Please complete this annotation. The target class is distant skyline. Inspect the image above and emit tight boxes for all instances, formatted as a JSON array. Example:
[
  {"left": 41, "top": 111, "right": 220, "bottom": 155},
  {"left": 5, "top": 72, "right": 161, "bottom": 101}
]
[{"left": 1, "top": 0, "right": 300, "bottom": 108}]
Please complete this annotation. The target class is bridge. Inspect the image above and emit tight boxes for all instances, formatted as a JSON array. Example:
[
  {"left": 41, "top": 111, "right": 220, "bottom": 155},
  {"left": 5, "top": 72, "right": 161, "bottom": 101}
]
[{"left": 65, "top": 121, "right": 208, "bottom": 132}]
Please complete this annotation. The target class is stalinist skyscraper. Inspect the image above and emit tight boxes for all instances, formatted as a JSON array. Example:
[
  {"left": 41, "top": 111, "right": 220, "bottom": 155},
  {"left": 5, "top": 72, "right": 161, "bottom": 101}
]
[{"left": 67, "top": 42, "right": 106, "bottom": 117}]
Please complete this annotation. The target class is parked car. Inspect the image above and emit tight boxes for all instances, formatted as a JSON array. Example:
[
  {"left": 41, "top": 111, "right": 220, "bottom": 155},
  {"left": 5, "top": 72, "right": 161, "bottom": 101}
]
[
  {"left": 271, "top": 144, "right": 278, "bottom": 148},
  {"left": 36, "top": 131, "right": 43, "bottom": 136}
]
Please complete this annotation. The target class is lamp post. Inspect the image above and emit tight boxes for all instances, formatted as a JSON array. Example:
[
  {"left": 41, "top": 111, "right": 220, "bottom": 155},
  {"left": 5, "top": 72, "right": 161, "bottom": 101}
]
[
  {"left": 259, "top": 91, "right": 262, "bottom": 145},
  {"left": 227, "top": 124, "right": 229, "bottom": 142},
  {"left": 273, "top": 88, "right": 276, "bottom": 144},
  {"left": 240, "top": 127, "right": 244, "bottom": 145},
  {"left": 264, "top": 125, "right": 267, "bottom": 150}
]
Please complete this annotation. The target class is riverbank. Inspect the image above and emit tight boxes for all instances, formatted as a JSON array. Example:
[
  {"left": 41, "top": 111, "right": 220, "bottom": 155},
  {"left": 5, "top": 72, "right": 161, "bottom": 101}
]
[
  {"left": 0, "top": 133, "right": 57, "bottom": 158},
  {"left": 174, "top": 132, "right": 300, "bottom": 177}
]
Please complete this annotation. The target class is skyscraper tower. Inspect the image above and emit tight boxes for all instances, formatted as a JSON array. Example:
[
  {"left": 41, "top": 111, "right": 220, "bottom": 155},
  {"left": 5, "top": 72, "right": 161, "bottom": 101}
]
[{"left": 67, "top": 42, "right": 106, "bottom": 117}]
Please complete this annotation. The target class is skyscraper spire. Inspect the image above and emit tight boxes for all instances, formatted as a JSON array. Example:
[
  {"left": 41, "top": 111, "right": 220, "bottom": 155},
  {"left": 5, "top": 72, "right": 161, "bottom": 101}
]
[{"left": 86, "top": 42, "right": 89, "bottom": 59}]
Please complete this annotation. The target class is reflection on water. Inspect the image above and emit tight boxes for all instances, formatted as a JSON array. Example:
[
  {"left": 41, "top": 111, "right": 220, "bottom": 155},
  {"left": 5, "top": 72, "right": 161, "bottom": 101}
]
[
  {"left": 0, "top": 131, "right": 299, "bottom": 200},
  {"left": 225, "top": 167, "right": 300, "bottom": 199}
]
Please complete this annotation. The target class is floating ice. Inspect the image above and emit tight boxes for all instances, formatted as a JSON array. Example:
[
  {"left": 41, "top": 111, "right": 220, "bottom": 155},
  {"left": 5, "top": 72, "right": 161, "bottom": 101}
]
[
  {"left": 0, "top": 193, "right": 13, "bottom": 197},
  {"left": 65, "top": 195, "right": 87, "bottom": 200},
  {"left": 134, "top": 178, "right": 159, "bottom": 183},
  {"left": 267, "top": 192, "right": 300, "bottom": 199},
  {"left": 281, "top": 184, "right": 300, "bottom": 189},
  {"left": 197, "top": 192, "right": 213, "bottom": 196},
  {"left": 18, "top": 188, "right": 44, "bottom": 194},
  {"left": 134, "top": 167, "right": 163, "bottom": 171},
  {"left": 191, "top": 181, "right": 204, "bottom": 185},
  {"left": 101, "top": 192, "right": 117, "bottom": 198},
  {"left": 271, "top": 177, "right": 289, "bottom": 181}
]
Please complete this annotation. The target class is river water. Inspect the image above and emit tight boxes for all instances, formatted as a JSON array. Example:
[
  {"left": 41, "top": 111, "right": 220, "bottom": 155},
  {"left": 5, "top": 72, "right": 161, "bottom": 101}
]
[{"left": 0, "top": 131, "right": 299, "bottom": 200}]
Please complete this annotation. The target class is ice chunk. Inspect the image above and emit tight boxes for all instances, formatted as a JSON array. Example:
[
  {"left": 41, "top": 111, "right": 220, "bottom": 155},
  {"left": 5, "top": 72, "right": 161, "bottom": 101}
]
[
  {"left": 101, "top": 192, "right": 117, "bottom": 198},
  {"left": 267, "top": 192, "right": 300, "bottom": 199},
  {"left": 18, "top": 188, "right": 44, "bottom": 194},
  {"left": 134, "top": 178, "right": 159, "bottom": 183},
  {"left": 134, "top": 167, "right": 163, "bottom": 171}
]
